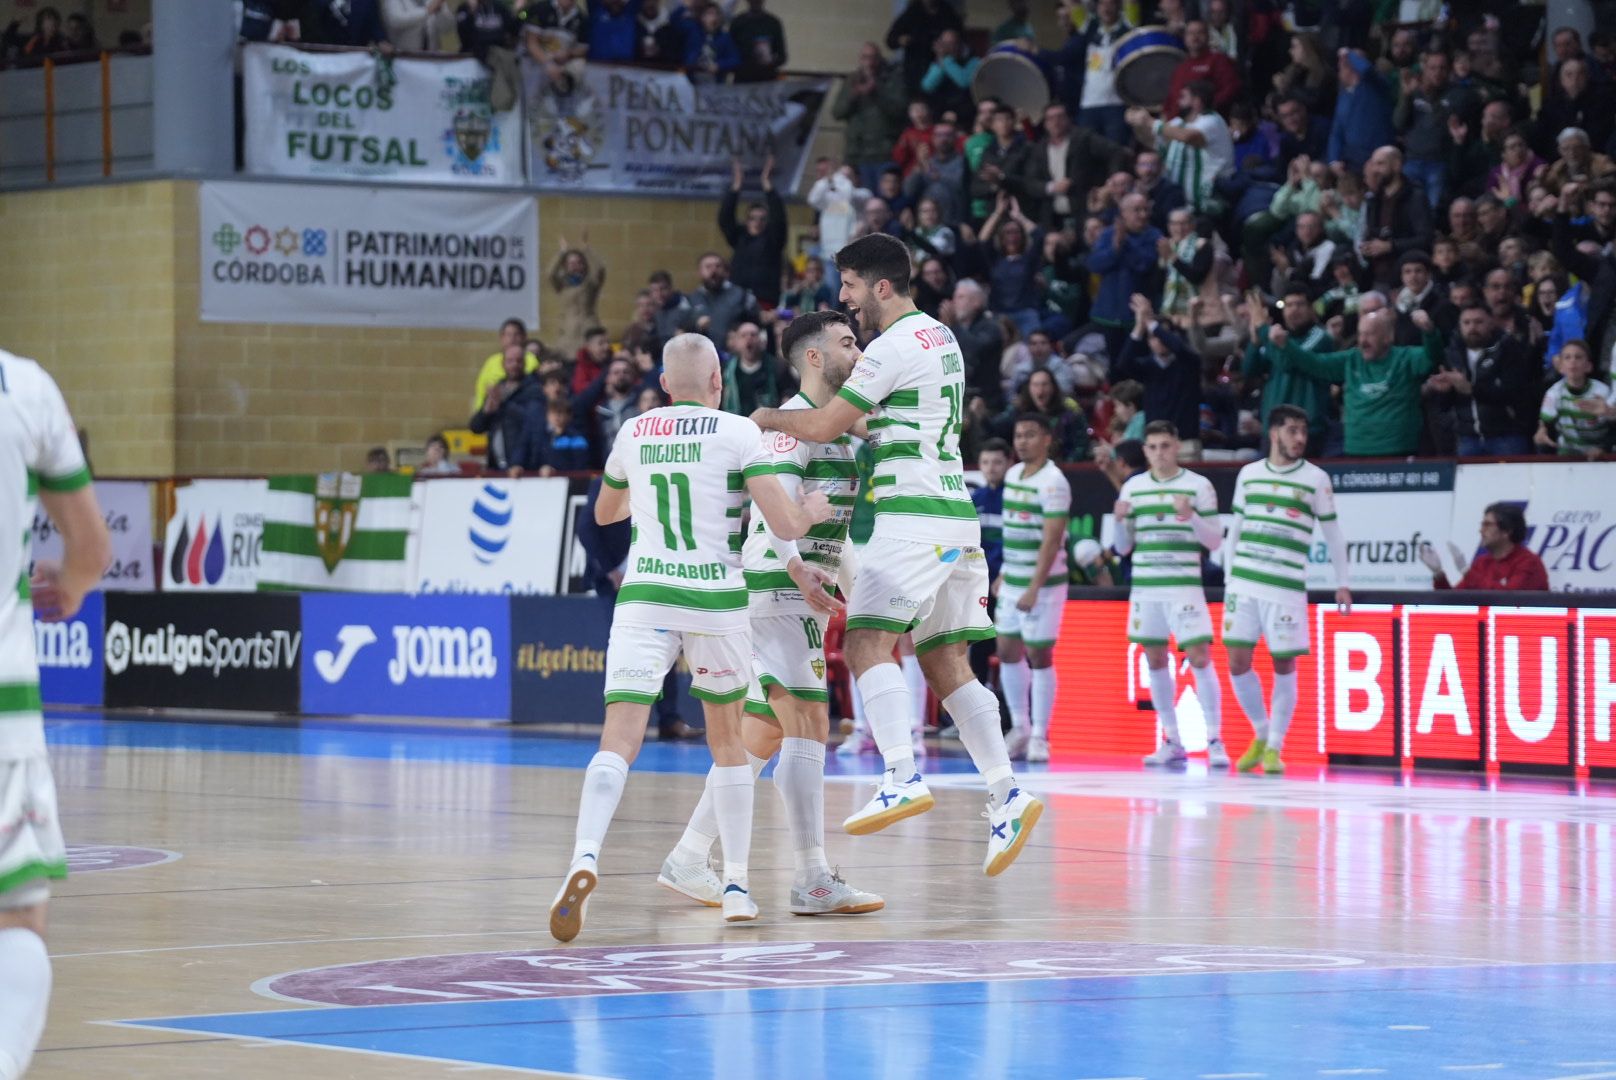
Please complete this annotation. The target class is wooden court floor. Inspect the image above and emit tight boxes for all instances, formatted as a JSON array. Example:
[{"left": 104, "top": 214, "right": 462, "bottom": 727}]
[{"left": 26, "top": 714, "right": 1616, "bottom": 1080}]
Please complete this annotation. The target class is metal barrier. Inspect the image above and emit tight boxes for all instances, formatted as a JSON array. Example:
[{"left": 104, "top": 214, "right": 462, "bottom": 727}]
[{"left": 0, "top": 48, "right": 153, "bottom": 187}]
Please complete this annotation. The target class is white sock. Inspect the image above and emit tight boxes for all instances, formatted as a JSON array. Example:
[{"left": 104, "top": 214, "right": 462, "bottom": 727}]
[
  {"left": 674, "top": 751, "right": 767, "bottom": 863},
  {"left": 1192, "top": 661, "right": 1223, "bottom": 742},
  {"left": 776, "top": 737, "right": 829, "bottom": 885},
  {"left": 850, "top": 680, "right": 868, "bottom": 734},
  {"left": 0, "top": 927, "right": 51, "bottom": 1080},
  {"left": 572, "top": 750, "right": 629, "bottom": 864},
  {"left": 1230, "top": 670, "right": 1269, "bottom": 741},
  {"left": 1268, "top": 670, "right": 1299, "bottom": 751},
  {"left": 1030, "top": 666, "right": 1056, "bottom": 738},
  {"left": 857, "top": 663, "right": 916, "bottom": 777},
  {"left": 943, "top": 680, "right": 1017, "bottom": 802},
  {"left": 1000, "top": 658, "right": 1031, "bottom": 730},
  {"left": 710, "top": 764, "right": 756, "bottom": 884},
  {"left": 1148, "top": 665, "right": 1181, "bottom": 744},
  {"left": 900, "top": 652, "right": 927, "bottom": 734}
]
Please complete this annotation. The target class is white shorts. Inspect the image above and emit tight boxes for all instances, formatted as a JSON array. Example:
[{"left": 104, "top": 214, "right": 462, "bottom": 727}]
[
  {"left": 846, "top": 536, "right": 993, "bottom": 656},
  {"left": 1221, "top": 591, "right": 1311, "bottom": 657},
  {"left": 994, "top": 583, "right": 1067, "bottom": 647},
  {"left": 1129, "top": 595, "right": 1215, "bottom": 649},
  {"left": 747, "top": 612, "right": 830, "bottom": 710},
  {"left": 604, "top": 624, "right": 752, "bottom": 706},
  {"left": 0, "top": 755, "right": 66, "bottom": 909}
]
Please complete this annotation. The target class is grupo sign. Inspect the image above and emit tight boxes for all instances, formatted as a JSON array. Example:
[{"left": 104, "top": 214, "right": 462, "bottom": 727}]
[
  {"left": 199, "top": 180, "right": 538, "bottom": 330},
  {"left": 243, "top": 44, "right": 524, "bottom": 185}
]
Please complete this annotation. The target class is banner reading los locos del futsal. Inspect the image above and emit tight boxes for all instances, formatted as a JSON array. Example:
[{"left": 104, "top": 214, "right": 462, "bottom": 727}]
[
  {"left": 199, "top": 180, "right": 538, "bottom": 329},
  {"left": 526, "top": 61, "right": 830, "bottom": 195},
  {"left": 242, "top": 43, "right": 524, "bottom": 185}
]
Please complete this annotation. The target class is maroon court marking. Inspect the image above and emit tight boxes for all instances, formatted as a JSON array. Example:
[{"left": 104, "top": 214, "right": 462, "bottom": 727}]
[
  {"left": 256, "top": 939, "right": 1467, "bottom": 1007},
  {"left": 65, "top": 845, "right": 182, "bottom": 873}
]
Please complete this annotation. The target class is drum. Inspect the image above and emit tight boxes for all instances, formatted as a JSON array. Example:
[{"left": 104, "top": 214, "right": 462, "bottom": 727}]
[
  {"left": 1111, "top": 26, "right": 1185, "bottom": 109},
  {"left": 971, "top": 42, "right": 1050, "bottom": 118}
]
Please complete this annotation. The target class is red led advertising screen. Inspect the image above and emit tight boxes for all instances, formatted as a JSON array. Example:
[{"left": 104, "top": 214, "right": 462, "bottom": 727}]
[{"left": 1049, "top": 600, "right": 1615, "bottom": 774}]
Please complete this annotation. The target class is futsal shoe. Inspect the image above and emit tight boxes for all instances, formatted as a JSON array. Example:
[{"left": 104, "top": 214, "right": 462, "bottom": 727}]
[
  {"left": 1261, "top": 747, "right": 1286, "bottom": 775},
  {"left": 1026, "top": 735, "right": 1050, "bottom": 763},
  {"left": 843, "top": 770, "right": 934, "bottom": 835},
  {"left": 548, "top": 856, "right": 598, "bottom": 943},
  {"left": 1206, "top": 739, "right": 1231, "bottom": 769},
  {"left": 983, "top": 787, "right": 1044, "bottom": 876},
  {"left": 1142, "top": 740, "right": 1188, "bottom": 767},
  {"left": 656, "top": 855, "right": 722, "bottom": 907},
  {"left": 1235, "top": 737, "right": 1267, "bottom": 773},
  {"left": 722, "top": 881, "right": 759, "bottom": 922},
  {"left": 1003, "top": 726, "right": 1031, "bottom": 759},
  {"left": 790, "top": 870, "right": 885, "bottom": 915},
  {"left": 836, "top": 731, "right": 877, "bottom": 757}
]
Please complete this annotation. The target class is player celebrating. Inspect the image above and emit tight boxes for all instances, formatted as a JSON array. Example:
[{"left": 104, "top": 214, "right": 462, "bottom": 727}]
[
  {"left": 996, "top": 414, "right": 1071, "bottom": 765},
  {"left": 1221, "top": 402, "right": 1350, "bottom": 775},
  {"left": 1111, "top": 420, "right": 1227, "bottom": 767},
  {"left": 660, "top": 311, "right": 883, "bottom": 916},
  {"left": 0, "top": 348, "right": 110, "bottom": 1080},
  {"left": 548, "top": 334, "right": 833, "bottom": 942},
  {"left": 749, "top": 233, "right": 1043, "bottom": 877}
]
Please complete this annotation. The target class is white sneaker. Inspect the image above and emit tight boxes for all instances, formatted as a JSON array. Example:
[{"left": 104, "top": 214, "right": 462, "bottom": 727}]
[
  {"left": 836, "top": 732, "right": 876, "bottom": 757},
  {"left": 722, "top": 881, "right": 758, "bottom": 922},
  {"left": 1205, "top": 739, "right": 1231, "bottom": 769},
  {"left": 1026, "top": 735, "right": 1050, "bottom": 763},
  {"left": 1142, "top": 740, "right": 1188, "bottom": 767},
  {"left": 843, "top": 770, "right": 934, "bottom": 835},
  {"left": 790, "top": 868, "right": 885, "bottom": 915},
  {"left": 1004, "top": 726, "right": 1030, "bottom": 759},
  {"left": 657, "top": 855, "right": 722, "bottom": 907},
  {"left": 983, "top": 787, "right": 1044, "bottom": 876},
  {"left": 548, "top": 855, "right": 598, "bottom": 943}
]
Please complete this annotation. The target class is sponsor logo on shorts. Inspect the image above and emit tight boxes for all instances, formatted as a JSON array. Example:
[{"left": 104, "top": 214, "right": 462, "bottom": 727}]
[
  {"left": 811, "top": 659, "right": 825, "bottom": 679},
  {"left": 695, "top": 667, "right": 737, "bottom": 678},
  {"left": 612, "top": 667, "right": 655, "bottom": 680},
  {"left": 889, "top": 597, "right": 921, "bottom": 610},
  {"left": 935, "top": 547, "right": 961, "bottom": 563},
  {"left": 979, "top": 596, "right": 990, "bottom": 608}
]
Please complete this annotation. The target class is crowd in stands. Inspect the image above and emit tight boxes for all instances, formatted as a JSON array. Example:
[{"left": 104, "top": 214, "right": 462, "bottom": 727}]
[{"left": 1, "top": 7, "right": 144, "bottom": 62}]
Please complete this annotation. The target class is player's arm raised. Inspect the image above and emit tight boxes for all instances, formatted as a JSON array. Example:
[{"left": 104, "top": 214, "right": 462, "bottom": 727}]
[
  {"left": 33, "top": 485, "right": 111, "bottom": 623},
  {"left": 751, "top": 393, "right": 866, "bottom": 445},
  {"left": 745, "top": 473, "right": 834, "bottom": 542}
]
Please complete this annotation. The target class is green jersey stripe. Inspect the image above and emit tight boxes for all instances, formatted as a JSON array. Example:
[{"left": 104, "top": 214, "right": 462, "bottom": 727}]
[
  {"left": 39, "top": 465, "right": 92, "bottom": 492},
  {"left": 1230, "top": 566, "right": 1306, "bottom": 591},
  {"left": 884, "top": 389, "right": 920, "bottom": 408},
  {"left": 875, "top": 494, "right": 977, "bottom": 520},
  {"left": 838, "top": 385, "right": 876, "bottom": 412},
  {"left": 0, "top": 682, "right": 43, "bottom": 714},
  {"left": 617, "top": 582, "right": 748, "bottom": 610}
]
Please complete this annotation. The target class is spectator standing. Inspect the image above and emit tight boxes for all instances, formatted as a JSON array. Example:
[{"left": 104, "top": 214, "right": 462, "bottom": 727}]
[
  {"left": 620, "top": 290, "right": 660, "bottom": 356},
  {"left": 570, "top": 326, "right": 612, "bottom": 396},
  {"left": 1272, "top": 33, "right": 1335, "bottom": 116},
  {"left": 456, "top": 0, "right": 520, "bottom": 58},
  {"left": 833, "top": 43, "right": 908, "bottom": 192},
  {"left": 1052, "top": 0, "right": 1132, "bottom": 145},
  {"left": 885, "top": 0, "right": 963, "bottom": 96},
  {"left": 947, "top": 279, "right": 1006, "bottom": 406},
  {"left": 1536, "top": 58, "right": 1616, "bottom": 162},
  {"left": 469, "top": 343, "right": 546, "bottom": 470},
  {"left": 548, "top": 233, "right": 604, "bottom": 358},
  {"left": 1393, "top": 48, "right": 1466, "bottom": 210},
  {"left": 1390, "top": 251, "right": 1448, "bottom": 340},
  {"left": 920, "top": 29, "right": 977, "bottom": 122},
  {"left": 891, "top": 100, "right": 937, "bottom": 178},
  {"left": 302, "top": 0, "right": 387, "bottom": 45},
  {"left": 719, "top": 155, "right": 787, "bottom": 306},
  {"left": 381, "top": 0, "right": 454, "bottom": 50},
  {"left": 781, "top": 256, "right": 836, "bottom": 313},
  {"left": 1163, "top": 21, "right": 1242, "bottom": 117},
  {"left": 1327, "top": 48, "right": 1395, "bottom": 174},
  {"left": 992, "top": 1, "right": 1032, "bottom": 45},
  {"left": 998, "top": 368, "right": 1089, "bottom": 462},
  {"left": 1088, "top": 193, "right": 1163, "bottom": 358},
  {"left": 1422, "top": 504, "right": 1549, "bottom": 590},
  {"left": 1487, "top": 130, "right": 1545, "bottom": 209},
  {"left": 806, "top": 162, "right": 866, "bottom": 292},
  {"left": 21, "top": 8, "right": 67, "bottom": 55},
  {"left": 977, "top": 192, "right": 1045, "bottom": 337},
  {"left": 1426, "top": 303, "right": 1539, "bottom": 456},
  {"left": 1358, "top": 146, "right": 1432, "bottom": 292},
  {"left": 1113, "top": 295, "right": 1203, "bottom": 456},
  {"left": 1266, "top": 307, "right": 1441, "bottom": 456},
  {"left": 1535, "top": 340, "right": 1614, "bottom": 458},
  {"left": 687, "top": 252, "right": 760, "bottom": 345},
  {"left": 647, "top": 270, "right": 694, "bottom": 341},
  {"left": 585, "top": 0, "right": 637, "bottom": 63},
  {"left": 1134, "top": 150, "right": 1187, "bottom": 233},
  {"left": 720, "top": 321, "right": 793, "bottom": 414},
  {"left": 904, "top": 124, "right": 968, "bottom": 229},
  {"left": 575, "top": 356, "right": 642, "bottom": 455},
  {"left": 472, "top": 317, "right": 539, "bottom": 409},
  {"left": 1014, "top": 102, "right": 1132, "bottom": 230},
  {"left": 1270, "top": 210, "right": 1336, "bottom": 298},
  {"left": 683, "top": 3, "right": 738, "bottom": 83},
  {"left": 728, "top": 0, "right": 785, "bottom": 83},
  {"left": 1127, "top": 81, "right": 1234, "bottom": 213},
  {"left": 971, "top": 105, "right": 1030, "bottom": 221}
]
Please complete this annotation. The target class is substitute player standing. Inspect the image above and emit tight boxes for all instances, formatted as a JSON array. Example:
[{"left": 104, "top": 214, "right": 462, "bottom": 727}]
[
  {"left": 1221, "top": 403, "right": 1351, "bottom": 775},
  {"left": 750, "top": 233, "right": 1043, "bottom": 877},
  {"left": 0, "top": 348, "right": 110, "bottom": 1080},
  {"left": 1112, "top": 420, "right": 1228, "bottom": 767},
  {"left": 548, "top": 335, "right": 833, "bottom": 942},
  {"left": 996, "top": 414, "right": 1070, "bottom": 765},
  {"left": 660, "top": 311, "right": 883, "bottom": 916}
]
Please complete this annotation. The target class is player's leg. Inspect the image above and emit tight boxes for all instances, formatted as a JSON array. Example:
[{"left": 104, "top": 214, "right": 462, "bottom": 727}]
[
  {"left": 0, "top": 755, "right": 63, "bottom": 1080},
  {"left": 551, "top": 625, "right": 678, "bottom": 942},
  {"left": 995, "top": 617, "right": 1031, "bottom": 759},
  {"left": 1140, "top": 643, "right": 1187, "bottom": 766},
  {"left": 897, "top": 633, "right": 928, "bottom": 757},
  {"left": 1257, "top": 600, "right": 1309, "bottom": 775},
  {"left": 685, "top": 632, "right": 760, "bottom": 921},
  {"left": 1222, "top": 594, "right": 1271, "bottom": 772},
  {"left": 1022, "top": 584, "right": 1065, "bottom": 763},
  {"left": 1176, "top": 600, "right": 1226, "bottom": 766}
]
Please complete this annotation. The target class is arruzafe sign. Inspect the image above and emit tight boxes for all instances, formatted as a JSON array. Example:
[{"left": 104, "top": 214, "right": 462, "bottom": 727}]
[
  {"left": 243, "top": 44, "right": 524, "bottom": 185},
  {"left": 199, "top": 180, "right": 538, "bottom": 330},
  {"left": 31, "top": 481, "right": 153, "bottom": 591}
]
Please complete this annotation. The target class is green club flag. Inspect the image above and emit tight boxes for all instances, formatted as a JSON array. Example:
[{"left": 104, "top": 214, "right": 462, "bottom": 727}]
[{"left": 258, "top": 473, "right": 413, "bottom": 592}]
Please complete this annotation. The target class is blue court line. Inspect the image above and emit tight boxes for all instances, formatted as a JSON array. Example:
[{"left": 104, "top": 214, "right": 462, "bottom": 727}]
[{"left": 116, "top": 962, "right": 1616, "bottom": 1080}]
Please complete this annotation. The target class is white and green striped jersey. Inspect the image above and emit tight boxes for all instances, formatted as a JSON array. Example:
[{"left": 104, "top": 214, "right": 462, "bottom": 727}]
[
  {"left": 1000, "top": 460, "right": 1071, "bottom": 590},
  {"left": 1117, "top": 467, "right": 1218, "bottom": 601},
  {"left": 1540, "top": 377, "right": 1613, "bottom": 454},
  {"left": 836, "top": 310, "right": 979, "bottom": 547},
  {"left": 0, "top": 350, "right": 91, "bottom": 758},
  {"left": 603, "top": 403, "right": 773, "bottom": 634},
  {"left": 743, "top": 393, "right": 859, "bottom": 615},
  {"left": 1227, "top": 458, "right": 1338, "bottom": 604}
]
